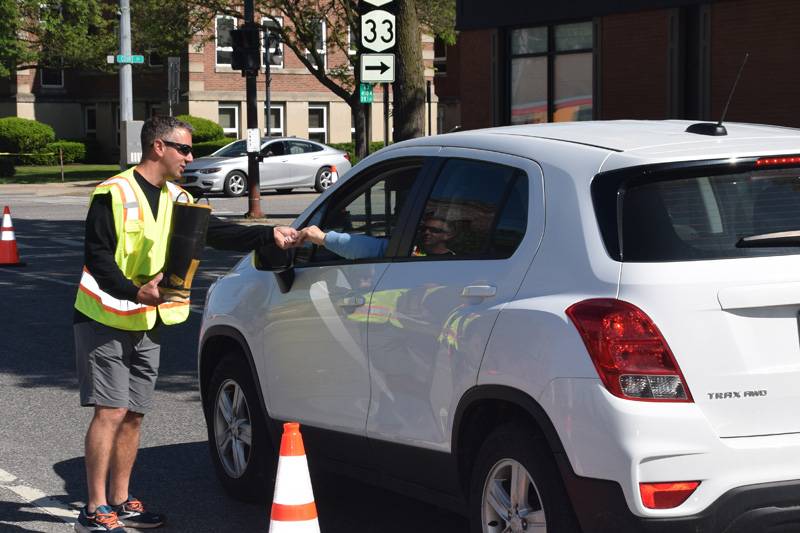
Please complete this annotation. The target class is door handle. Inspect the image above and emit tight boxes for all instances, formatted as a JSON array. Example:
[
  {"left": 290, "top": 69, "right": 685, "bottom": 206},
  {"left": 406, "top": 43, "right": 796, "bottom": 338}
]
[
  {"left": 338, "top": 295, "right": 366, "bottom": 307},
  {"left": 461, "top": 285, "right": 497, "bottom": 298}
]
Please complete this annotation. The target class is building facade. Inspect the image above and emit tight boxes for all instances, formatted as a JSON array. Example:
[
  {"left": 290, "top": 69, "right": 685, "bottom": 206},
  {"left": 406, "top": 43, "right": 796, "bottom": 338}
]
[
  {"left": 439, "top": 0, "right": 800, "bottom": 132},
  {"left": 0, "top": 10, "right": 438, "bottom": 161}
]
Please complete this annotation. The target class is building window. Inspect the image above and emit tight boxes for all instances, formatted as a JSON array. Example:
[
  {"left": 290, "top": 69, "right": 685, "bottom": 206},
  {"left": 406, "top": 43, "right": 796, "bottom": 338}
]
[
  {"left": 265, "top": 103, "right": 284, "bottom": 136},
  {"left": 216, "top": 15, "right": 236, "bottom": 66},
  {"left": 219, "top": 102, "right": 239, "bottom": 137},
  {"left": 84, "top": 106, "right": 97, "bottom": 139},
  {"left": 509, "top": 21, "right": 593, "bottom": 124},
  {"left": 434, "top": 37, "right": 447, "bottom": 76},
  {"left": 262, "top": 17, "right": 284, "bottom": 69},
  {"left": 148, "top": 104, "right": 161, "bottom": 118},
  {"left": 148, "top": 52, "right": 164, "bottom": 67},
  {"left": 308, "top": 104, "right": 327, "bottom": 143},
  {"left": 41, "top": 67, "right": 64, "bottom": 88},
  {"left": 304, "top": 20, "right": 326, "bottom": 70}
]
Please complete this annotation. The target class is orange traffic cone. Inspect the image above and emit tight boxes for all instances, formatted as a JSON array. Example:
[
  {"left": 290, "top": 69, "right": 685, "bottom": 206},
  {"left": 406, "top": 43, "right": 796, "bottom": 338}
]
[
  {"left": 269, "top": 422, "right": 320, "bottom": 533},
  {"left": 330, "top": 165, "right": 339, "bottom": 184},
  {"left": 0, "top": 206, "right": 23, "bottom": 266}
]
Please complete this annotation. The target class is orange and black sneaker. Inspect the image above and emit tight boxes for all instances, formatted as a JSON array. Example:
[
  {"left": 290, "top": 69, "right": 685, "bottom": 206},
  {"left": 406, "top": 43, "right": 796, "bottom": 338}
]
[
  {"left": 111, "top": 496, "right": 165, "bottom": 529},
  {"left": 75, "top": 505, "right": 126, "bottom": 532}
]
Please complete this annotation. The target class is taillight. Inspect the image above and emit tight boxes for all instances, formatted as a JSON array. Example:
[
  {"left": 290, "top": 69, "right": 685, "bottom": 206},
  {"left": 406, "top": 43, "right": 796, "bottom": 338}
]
[
  {"left": 565, "top": 299, "right": 692, "bottom": 402},
  {"left": 640, "top": 481, "right": 700, "bottom": 509}
]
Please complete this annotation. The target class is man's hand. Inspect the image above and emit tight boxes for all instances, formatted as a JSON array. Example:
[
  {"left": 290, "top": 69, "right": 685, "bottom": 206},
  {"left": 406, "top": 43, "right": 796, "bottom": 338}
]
[
  {"left": 273, "top": 226, "right": 299, "bottom": 250},
  {"left": 136, "top": 273, "right": 164, "bottom": 306},
  {"left": 299, "top": 225, "right": 327, "bottom": 246}
]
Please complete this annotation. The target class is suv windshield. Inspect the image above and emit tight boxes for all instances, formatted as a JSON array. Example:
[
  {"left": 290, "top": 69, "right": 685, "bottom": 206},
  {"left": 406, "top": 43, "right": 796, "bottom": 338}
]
[
  {"left": 597, "top": 166, "right": 800, "bottom": 262},
  {"left": 212, "top": 140, "right": 247, "bottom": 157}
]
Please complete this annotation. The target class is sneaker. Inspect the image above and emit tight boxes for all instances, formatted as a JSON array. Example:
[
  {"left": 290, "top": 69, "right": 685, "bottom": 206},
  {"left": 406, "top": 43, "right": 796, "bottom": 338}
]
[
  {"left": 75, "top": 505, "right": 126, "bottom": 532},
  {"left": 111, "top": 496, "right": 165, "bottom": 529}
]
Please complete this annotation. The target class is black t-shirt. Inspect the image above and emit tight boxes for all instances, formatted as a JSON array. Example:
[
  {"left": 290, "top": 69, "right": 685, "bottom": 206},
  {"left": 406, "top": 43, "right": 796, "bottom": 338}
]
[{"left": 74, "top": 171, "right": 276, "bottom": 323}]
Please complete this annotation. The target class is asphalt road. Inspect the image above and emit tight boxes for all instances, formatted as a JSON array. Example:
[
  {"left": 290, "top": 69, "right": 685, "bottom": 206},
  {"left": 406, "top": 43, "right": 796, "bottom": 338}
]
[{"left": 0, "top": 185, "right": 468, "bottom": 532}]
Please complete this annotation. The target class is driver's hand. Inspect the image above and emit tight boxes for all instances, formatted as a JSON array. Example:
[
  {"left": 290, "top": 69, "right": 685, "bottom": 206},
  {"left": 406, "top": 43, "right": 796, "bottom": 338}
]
[{"left": 273, "top": 226, "right": 299, "bottom": 249}]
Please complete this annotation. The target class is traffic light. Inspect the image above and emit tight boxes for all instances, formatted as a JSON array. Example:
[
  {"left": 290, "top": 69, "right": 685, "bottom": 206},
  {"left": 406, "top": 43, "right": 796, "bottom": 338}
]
[{"left": 231, "top": 23, "right": 261, "bottom": 73}]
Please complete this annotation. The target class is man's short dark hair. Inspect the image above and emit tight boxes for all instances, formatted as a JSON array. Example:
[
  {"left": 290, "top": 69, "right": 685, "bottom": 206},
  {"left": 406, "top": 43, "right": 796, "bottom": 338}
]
[{"left": 141, "top": 116, "right": 194, "bottom": 155}]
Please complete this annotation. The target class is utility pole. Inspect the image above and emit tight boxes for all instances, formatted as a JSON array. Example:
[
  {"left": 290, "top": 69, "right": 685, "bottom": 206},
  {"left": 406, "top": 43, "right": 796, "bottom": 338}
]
[
  {"left": 119, "top": 0, "right": 133, "bottom": 167},
  {"left": 226, "top": 0, "right": 266, "bottom": 218}
]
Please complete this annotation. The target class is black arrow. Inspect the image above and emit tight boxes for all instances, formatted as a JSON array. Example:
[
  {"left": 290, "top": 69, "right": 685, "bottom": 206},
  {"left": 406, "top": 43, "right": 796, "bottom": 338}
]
[{"left": 365, "top": 62, "right": 390, "bottom": 75}]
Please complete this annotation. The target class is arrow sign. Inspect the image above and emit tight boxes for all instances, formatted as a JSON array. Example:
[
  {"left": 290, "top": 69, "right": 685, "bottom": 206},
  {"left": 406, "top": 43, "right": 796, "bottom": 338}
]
[{"left": 360, "top": 53, "right": 395, "bottom": 83}]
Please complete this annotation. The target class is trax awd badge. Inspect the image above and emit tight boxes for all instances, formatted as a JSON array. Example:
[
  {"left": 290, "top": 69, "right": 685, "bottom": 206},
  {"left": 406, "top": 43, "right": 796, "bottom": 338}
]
[{"left": 707, "top": 390, "right": 767, "bottom": 400}]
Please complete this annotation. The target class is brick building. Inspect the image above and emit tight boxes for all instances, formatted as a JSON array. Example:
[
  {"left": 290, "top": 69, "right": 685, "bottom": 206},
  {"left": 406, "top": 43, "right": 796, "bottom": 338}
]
[
  {"left": 0, "top": 10, "right": 438, "bottom": 161},
  {"left": 437, "top": 0, "right": 800, "bottom": 132}
]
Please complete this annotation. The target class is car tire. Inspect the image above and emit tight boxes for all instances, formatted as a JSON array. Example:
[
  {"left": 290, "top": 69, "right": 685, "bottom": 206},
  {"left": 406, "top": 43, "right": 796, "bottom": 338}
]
[
  {"left": 314, "top": 166, "right": 333, "bottom": 192},
  {"left": 205, "top": 353, "right": 275, "bottom": 503},
  {"left": 469, "top": 423, "right": 580, "bottom": 533},
  {"left": 276, "top": 188, "right": 293, "bottom": 194},
  {"left": 223, "top": 171, "right": 248, "bottom": 197}
]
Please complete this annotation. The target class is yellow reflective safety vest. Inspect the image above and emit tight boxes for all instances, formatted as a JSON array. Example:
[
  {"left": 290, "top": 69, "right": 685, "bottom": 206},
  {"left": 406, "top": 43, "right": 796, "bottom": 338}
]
[{"left": 74, "top": 167, "right": 192, "bottom": 331}]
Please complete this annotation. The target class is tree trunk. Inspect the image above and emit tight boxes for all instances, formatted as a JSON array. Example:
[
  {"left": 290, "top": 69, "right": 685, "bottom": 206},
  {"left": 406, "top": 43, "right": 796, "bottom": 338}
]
[
  {"left": 351, "top": 95, "right": 369, "bottom": 160},
  {"left": 392, "top": 0, "right": 425, "bottom": 142}
]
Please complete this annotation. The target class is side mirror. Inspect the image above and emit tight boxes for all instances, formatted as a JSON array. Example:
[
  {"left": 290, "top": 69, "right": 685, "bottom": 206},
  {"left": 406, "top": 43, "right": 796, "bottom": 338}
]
[{"left": 254, "top": 246, "right": 295, "bottom": 293}]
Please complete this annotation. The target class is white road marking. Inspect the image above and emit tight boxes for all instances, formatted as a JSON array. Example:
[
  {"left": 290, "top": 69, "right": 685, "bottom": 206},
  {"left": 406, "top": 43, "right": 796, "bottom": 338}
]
[
  {"left": 0, "top": 467, "right": 78, "bottom": 525},
  {"left": 0, "top": 268, "right": 76, "bottom": 286},
  {"left": 21, "top": 251, "right": 84, "bottom": 259}
]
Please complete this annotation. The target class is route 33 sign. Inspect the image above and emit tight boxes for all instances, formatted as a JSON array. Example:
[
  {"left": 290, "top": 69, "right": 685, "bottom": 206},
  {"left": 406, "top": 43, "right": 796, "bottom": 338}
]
[{"left": 361, "top": 10, "right": 395, "bottom": 52}]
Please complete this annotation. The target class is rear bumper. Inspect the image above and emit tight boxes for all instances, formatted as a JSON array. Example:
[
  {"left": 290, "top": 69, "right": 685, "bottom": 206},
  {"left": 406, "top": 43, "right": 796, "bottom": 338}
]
[{"left": 562, "top": 466, "right": 800, "bottom": 533}]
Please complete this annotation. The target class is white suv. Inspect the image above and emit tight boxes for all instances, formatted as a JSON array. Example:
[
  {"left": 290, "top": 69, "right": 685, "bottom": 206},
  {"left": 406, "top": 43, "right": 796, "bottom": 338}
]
[{"left": 198, "top": 120, "right": 800, "bottom": 532}]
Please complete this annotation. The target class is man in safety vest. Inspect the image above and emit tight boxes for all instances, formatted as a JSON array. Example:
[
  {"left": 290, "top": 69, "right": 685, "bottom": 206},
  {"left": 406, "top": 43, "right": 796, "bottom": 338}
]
[{"left": 72, "top": 116, "right": 297, "bottom": 533}]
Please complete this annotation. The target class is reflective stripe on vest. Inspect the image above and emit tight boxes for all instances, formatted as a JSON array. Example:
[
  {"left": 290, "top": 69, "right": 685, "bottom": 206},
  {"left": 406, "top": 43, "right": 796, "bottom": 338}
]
[{"left": 74, "top": 168, "right": 192, "bottom": 330}]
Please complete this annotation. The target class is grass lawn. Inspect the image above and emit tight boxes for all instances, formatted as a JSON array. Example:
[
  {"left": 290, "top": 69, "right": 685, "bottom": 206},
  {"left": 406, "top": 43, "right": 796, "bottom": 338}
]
[{"left": 0, "top": 164, "right": 120, "bottom": 184}]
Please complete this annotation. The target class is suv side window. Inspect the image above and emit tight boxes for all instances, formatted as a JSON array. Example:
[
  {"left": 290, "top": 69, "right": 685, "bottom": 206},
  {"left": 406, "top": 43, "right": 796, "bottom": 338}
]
[
  {"left": 406, "top": 158, "right": 528, "bottom": 258},
  {"left": 295, "top": 161, "right": 424, "bottom": 264}
]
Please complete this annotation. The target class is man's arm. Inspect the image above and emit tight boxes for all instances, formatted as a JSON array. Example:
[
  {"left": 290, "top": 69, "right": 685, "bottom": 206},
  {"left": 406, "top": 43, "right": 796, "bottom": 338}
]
[
  {"left": 300, "top": 225, "right": 388, "bottom": 260},
  {"left": 84, "top": 194, "right": 141, "bottom": 302},
  {"left": 205, "top": 215, "right": 297, "bottom": 251}
]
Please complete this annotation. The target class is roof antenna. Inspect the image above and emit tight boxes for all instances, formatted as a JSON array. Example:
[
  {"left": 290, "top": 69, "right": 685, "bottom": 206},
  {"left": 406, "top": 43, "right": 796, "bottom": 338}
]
[{"left": 686, "top": 52, "right": 749, "bottom": 136}]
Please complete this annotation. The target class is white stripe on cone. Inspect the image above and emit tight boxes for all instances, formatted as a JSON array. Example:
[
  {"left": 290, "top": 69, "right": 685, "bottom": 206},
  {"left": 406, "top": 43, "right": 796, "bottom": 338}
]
[
  {"left": 1, "top": 212, "right": 14, "bottom": 241},
  {"left": 269, "top": 518, "right": 321, "bottom": 533},
  {"left": 272, "top": 456, "right": 315, "bottom": 506}
]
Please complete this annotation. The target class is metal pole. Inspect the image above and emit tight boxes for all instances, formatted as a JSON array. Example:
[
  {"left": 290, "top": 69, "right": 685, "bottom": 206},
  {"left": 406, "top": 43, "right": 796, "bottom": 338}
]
[
  {"left": 383, "top": 83, "right": 389, "bottom": 147},
  {"left": 365, "top": 103, "right": 370, "bottom": 156},
  {"left": 426, "top": 80, "right": 432, "bottom": 136},
  {"left": 244, "top": 0, "right": 263, "bottom": 218},
  {"left": 119, "top": 0, "right": 133, "bottom": 167}
]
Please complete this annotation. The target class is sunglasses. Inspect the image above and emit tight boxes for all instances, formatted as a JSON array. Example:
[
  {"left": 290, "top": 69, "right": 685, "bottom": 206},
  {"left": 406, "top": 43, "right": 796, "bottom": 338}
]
[
  {"left": 422, "top": 225, "right": 448, "bottom": 234},
  {"left": 160, "top": 139, "right": 193, "bottom": 156}
]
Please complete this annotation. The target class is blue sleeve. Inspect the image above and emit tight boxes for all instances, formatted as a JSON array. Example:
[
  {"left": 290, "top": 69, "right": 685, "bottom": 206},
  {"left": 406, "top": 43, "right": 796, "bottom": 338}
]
[{"left": 323, "top": 231, "right": 389, "bottom": 259}]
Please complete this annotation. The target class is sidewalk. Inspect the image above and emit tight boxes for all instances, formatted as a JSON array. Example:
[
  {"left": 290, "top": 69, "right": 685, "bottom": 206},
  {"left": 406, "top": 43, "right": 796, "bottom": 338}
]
[{"left": 0, "top": 179, "right": 98, "bottom": 198}]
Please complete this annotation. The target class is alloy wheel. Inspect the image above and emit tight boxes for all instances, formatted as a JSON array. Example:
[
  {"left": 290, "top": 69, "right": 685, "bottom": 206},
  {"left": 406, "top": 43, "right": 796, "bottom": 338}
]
[
  {"left": 482, "top": 458, "right": 547, "bottom": 532},
  {"left": 227, "top": 174, "right": 246, "bottom": 196},
  {"left": 213, "top": 378, "right": 253, "bottom": 479}
]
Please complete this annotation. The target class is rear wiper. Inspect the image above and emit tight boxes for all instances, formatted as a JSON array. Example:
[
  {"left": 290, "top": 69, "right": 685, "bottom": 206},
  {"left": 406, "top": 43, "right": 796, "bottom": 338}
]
[{"left": 736, "top": 230, "right": 800, "bottom": 247}]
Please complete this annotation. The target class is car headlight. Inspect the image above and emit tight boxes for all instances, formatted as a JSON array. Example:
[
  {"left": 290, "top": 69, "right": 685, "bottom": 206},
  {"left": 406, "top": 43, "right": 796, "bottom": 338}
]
[{"left": 197, "top": 167, "right": 222, "bottom": 174}]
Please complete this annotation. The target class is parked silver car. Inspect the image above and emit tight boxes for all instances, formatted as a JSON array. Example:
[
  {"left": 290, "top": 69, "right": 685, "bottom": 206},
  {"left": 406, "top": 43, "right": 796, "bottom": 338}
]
[{"left": 181, "top": 137, "right": 352, "bottom": 197}]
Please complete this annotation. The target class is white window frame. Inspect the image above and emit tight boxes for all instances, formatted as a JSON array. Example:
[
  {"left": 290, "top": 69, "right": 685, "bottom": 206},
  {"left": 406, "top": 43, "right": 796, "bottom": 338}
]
[
  {"left": 218, "top": 102, "right": 240, "bottom": 137},
  {"left": 308, "top": 104, "right": 328, "bottom": 143},
  {"left": 265, "top": 103, "right": 285, "bottom": 136},
  {"left": 84, "top": 105, "right": 97, "bottom": 138},
  {"left": 304, "top": 19, "right": 326, "bottom": 70},
  {"left": 40, "top": 67, "right": 64, "bottom": 88},
  {"left": 216, "top": 15, "right": 237, "bottom": 68},
  {"left": 261, "top": 16, "right": 284, "bottom": 70}
]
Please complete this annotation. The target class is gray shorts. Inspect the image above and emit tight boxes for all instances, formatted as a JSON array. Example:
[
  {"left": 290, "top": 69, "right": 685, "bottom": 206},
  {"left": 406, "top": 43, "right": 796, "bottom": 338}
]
[{"left": 74, "top": 321, "right": 162, "bottom": 414}]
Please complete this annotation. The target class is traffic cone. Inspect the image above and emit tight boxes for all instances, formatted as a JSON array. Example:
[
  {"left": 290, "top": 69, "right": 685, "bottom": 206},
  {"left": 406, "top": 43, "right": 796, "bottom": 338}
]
[
  {"left": 330, "top": 165, "right": 339, "bottom": 184},
  {"left": 269, "top": 422, "right": 320, "bottom": 533},
  {"left": 0, "top": 206, "right": 23, "bottom": 266}
]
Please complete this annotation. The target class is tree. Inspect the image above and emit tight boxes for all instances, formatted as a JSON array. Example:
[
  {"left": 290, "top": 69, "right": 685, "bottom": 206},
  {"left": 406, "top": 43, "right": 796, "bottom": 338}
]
[{"left": 4, "top": 0, "right": 117, "bottom": 77}]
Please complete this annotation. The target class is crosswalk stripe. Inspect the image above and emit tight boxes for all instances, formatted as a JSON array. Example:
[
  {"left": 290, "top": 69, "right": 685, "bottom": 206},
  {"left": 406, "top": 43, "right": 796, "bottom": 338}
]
[{"left": 0, "top": 466, "right": 78, "bottom": 525}]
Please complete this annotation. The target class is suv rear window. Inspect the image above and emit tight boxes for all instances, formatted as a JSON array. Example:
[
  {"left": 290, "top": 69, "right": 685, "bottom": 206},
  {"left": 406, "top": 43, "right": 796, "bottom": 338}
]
[{"left": 598, "top": 166, "right": 800, "bottom": 262}]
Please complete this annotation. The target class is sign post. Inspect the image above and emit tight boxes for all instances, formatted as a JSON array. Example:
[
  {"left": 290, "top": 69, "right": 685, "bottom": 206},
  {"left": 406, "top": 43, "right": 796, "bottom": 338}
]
[{"left": 360, "top": 0, "right": 396, "bottom": 154}]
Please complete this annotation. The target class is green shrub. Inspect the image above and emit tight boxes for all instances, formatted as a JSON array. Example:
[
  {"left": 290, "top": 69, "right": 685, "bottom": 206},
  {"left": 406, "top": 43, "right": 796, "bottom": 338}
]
[
  {"left": 175, "top": 114, "right": 224, "bottom": 142},
  {"left": 0, "top": 118, "right": 55, "bottom": 163},
  {"left": 328, "top": 141, "right": 386, "bottom": 164},
  {"left": 0, "top": 156, "right": 14, "bottom": 177},
  {"left": 193, "top": 138, "right": 233, "bottom": 157},
  {"left": 30, "top": 141, "right": 87, "bottom": 165}
]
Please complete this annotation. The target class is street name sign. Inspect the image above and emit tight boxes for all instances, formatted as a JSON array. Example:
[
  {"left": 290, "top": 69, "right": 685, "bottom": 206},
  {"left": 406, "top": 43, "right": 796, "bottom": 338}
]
[
  {"left": 360, "top": 83, "right": 374, "bottom": 103},
  {"left": 116, "top": 54, "right": 145, "bottom": 64},
  {"left": 361, "top": 53, "right": 395, "bottom": 83},
  {"left": 361, "top": 9, "right": 395, "bottom": 52}
]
